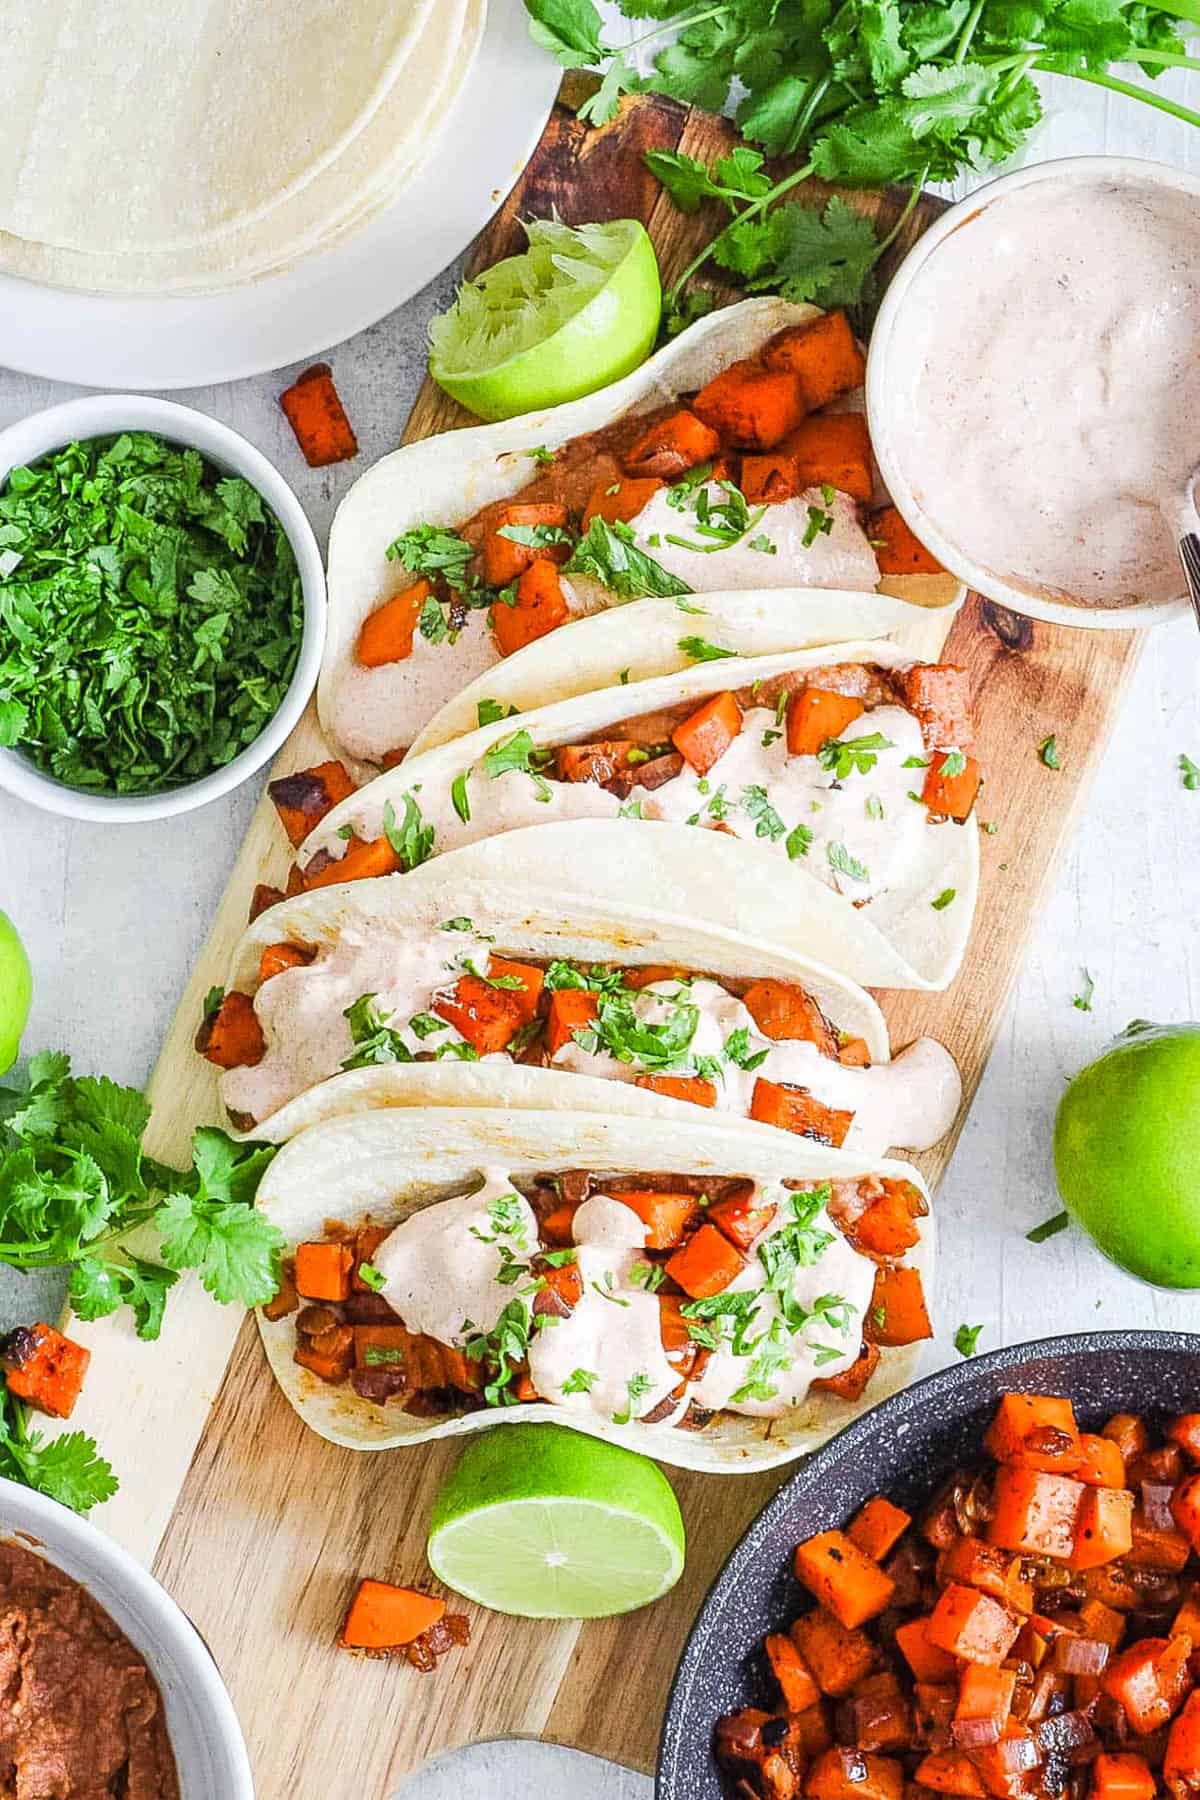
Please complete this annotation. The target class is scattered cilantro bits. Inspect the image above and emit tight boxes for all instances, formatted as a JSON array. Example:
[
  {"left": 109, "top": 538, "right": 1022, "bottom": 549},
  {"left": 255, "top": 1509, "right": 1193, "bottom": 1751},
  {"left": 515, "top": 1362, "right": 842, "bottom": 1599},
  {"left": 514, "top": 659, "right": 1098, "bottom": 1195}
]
[
  {"left": 1027, "top": 1210, "right": 1070, "bottom": 1244},
  {"left": 1038, "top": 734, "right": 1061, "bottom": 770},
  {"left": 1072, "top": 969, "right": 1095, "bottom": 1013},
  {"left": 954, "top": 1323, "right": 983, "bottom": 1358},
  {"left": 1180, "top": 753, "right": 1200, "bottom": 791},
  {"left": 0, "top": 433, "right": 303, "bottom": 795}
]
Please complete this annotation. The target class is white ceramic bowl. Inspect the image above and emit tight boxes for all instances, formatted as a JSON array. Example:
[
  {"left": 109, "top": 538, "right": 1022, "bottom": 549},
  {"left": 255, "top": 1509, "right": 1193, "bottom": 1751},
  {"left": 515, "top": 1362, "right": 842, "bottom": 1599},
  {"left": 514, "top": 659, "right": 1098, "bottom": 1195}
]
[
  {"left": 0, "top": 394, "right": 325, "bottom": 820},
  {"left": 867, "top": 155, "right": 1197, "bottom": 631},
  {"left": 0, "top": 1477, "right": 253, "bottom": 1795}
]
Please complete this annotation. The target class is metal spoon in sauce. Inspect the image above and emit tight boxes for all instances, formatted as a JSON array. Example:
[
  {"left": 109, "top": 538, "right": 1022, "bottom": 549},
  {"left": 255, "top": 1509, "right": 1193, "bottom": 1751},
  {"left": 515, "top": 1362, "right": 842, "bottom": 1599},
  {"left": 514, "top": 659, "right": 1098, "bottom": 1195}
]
[{"left": 1179, "top": 467, "right": 1200, "bottom": 628}]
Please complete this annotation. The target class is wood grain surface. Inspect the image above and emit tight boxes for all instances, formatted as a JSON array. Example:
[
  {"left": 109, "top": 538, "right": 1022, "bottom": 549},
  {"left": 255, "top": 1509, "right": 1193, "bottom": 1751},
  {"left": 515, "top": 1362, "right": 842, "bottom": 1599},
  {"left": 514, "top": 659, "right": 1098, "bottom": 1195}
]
[{"left": 55, "top": 83, "right": 1141, "bottom": 1795}]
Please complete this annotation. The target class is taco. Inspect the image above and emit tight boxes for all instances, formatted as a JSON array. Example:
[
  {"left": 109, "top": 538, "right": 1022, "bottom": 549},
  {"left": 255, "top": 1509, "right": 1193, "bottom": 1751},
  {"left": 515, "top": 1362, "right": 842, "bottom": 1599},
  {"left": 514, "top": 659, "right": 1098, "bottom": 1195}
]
[
  {"left": 199, "top": 869, "right": 960, "bottom": 1151},
  {"left": 274, "top": 639, "right": 981, "bottom": 989},
  {"left": 254, "top": 1105, "right": 936, "bottom": 1472},
  {"left": 318, "top": 296, "right": 962, "bottom": 771}
]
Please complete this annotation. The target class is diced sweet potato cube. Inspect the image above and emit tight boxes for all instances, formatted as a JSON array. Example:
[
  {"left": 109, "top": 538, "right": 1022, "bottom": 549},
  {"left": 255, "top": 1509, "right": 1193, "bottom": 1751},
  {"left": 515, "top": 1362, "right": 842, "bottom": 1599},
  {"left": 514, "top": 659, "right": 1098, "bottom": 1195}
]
[
  {"left": 624, "top": 409, "right": 721, "bottom": 480},
  {"left": 763, "top": 313, "right": 866, "bottom": 408},
  {"left": 985, "top": 1394, "right": 1082, "bottom": 1472},
  {"left": 847, "top": 1496, "right": 911, "bottom": 1564},
  {"left": 787, "top": 687, "right": 865, "bottom": 756},
  {"left": 922, "top": 752, "right": 981, "bottom": 823},
  {"left": 767, "top": 1632, "right": 821, "bottom": 1713},
  {"left": 545, "top": 989, "right": 598, "bottom": 1057},
  {"left": 613, "top": 1190, "right": 700, "bottom": 1251},
  {"left": 988, "top": 1466, "right": 1085, "bottom": 1559},
  {"left": 195, "top": 990, "right": 266, "bottom": 1070},
  {"left": 898, "top": 665, "right": 975, "bottom": 753},
  {"left": 742, "top": 980, "right": 837, "bottom": 1052},
  {"left": 895, "top": 1617, "right": 959, "bottom": 1684},
  {"left": 268, "top": 759, "right": 357, "bottom": 848},
  {"left": 1166, "top": 1414, "right": 1200, "bottom": 1465},
  {"left": 913, "top": 1753, "right": 985, "bottom": 1797},
  {"left": 783, "top": 413, "right": 873, "bottom": 504},
  {"left": 864, "top": 1267, "right": 932, "bottom": 1348},
  {"left": 664, "top": 1223, "right": 744, "bottom": 1298},
  {"left": 280, "top": 362, "right": 358, "bottom": 468},
  {"left": 791, "top": 1607, "right": 878, "bottom": 1697},
  {"left": 340, "top": 1579, "right": 444, "bottom": 1650},
  {"left": 1069, "top": 1486, "right": 1134, "bottom": 1570},
  {"left": 295, "top": 1241, "right": 353, "bottom": 1303},
  {"left": 692, "top": 360, "right": 806, "bottom": 450},
  {"left": 672, "top": 690, "right": 743, "bottom": 775},
  {"left": 480, "top": 503, "right": 571, "bottom": 587},
  {"left": 812, "top": 1340, "right": 879, "bottom": 1402},
  {"left": 927, "top": 1585, "right": 1021, "bottom": 1666},
  {"left": 750, "top": 1078, "right": 853, "bottom": 1147},
  {"left": 583, "top": 476, "right": 663, "bottom": 527},
  {"left": 492, "top": 558, "right": 570, "bottom": 656},
  {"left": 793, "top": 1530, "right": 896, "bottom": 1629},
  {"left": 634, "top": 1074, "right": 718, "bottom": 1107},
  {"left": 357, "top": 581, "right": 430, "bottom": 668},
  {"left": 1075, "top": 1432, "right": 1126, "bottom": 1487},
  {"left": 2, "top": 1323, "right": 90, "bottom": 1420},
  {"left": 806, "top": 1747, "right": 903, "bottom": 1800},
  {"left": 870, "top": 506, "right": 944, "bottom": 577}
]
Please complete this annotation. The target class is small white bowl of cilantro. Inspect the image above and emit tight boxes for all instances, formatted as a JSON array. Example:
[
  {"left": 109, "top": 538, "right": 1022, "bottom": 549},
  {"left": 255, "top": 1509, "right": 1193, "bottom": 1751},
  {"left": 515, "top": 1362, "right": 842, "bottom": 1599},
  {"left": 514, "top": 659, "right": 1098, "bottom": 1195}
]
[{"left": 0, "top": 395, "right": 325, "bottom": 820}]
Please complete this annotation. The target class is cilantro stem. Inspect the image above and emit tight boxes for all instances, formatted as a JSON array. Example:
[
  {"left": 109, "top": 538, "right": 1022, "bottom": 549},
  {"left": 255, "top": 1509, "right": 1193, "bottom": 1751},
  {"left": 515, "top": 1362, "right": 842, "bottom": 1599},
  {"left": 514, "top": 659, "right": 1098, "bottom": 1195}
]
[
  {"left": 1061, "top": 64, "right": 1200, "bottom": 130},
  {"left": 787, "top": 74, "right": 835, "bottom": 155},
  {"left": 1127, "top": 46, "right": 1200, "bottom": 71},
  {"left": 665, "top": 160, "right": 816, "bottom": 309},
  {"left": 874, "top": 171, "right": 928, "bottom": 260},
  {"left": 614, "top": 3, "right": 731, "bottom": 64},
  {"left": 1151, "top": 0, "right": 1200, "bottom": 23},
  {"left": 955, "top": 0, "right": 987, "bottom": 64}
]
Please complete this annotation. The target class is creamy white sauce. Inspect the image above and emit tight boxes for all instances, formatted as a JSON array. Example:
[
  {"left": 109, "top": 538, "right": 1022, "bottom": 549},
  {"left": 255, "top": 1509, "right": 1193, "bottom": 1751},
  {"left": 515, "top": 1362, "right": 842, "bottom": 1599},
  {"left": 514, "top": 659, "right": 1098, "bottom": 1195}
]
[
  {"left": 327, "top": 702, "right": 929, "bottom": 906},
  {"left": 553, "top": 977, "right": 959, "bottom": 1154},
  {"left": 221, "top": 921, "right": 497, "bottom": 1122},
  {"left": 690, "top": 1192, "right": 877, "bottom": 1418},
  {"left": 629, "top": 483, "right": 879, "bottom": 593},
  {"left": 527, "top": 1195, "right": 683, "bottom": 1424},
  {"left": 362, "top": 1176, "right": 884, "bottom": 1425},
  {"left": 891, "top": 173, "right": 1200, "bottom": 608},
  {"left": 332, "top": 608, "right": 500, "bottom": 767},
  {"left": 373, "top": 1170, "right": 538, "bottom": 1344}
]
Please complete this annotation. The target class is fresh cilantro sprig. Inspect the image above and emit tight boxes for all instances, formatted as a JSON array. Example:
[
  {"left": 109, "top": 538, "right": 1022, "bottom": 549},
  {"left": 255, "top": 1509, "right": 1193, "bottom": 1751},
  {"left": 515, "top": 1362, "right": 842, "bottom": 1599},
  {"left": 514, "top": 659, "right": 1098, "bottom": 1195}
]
[
  {"left": 0, "top": 1052, "right": 282, "bottom": 1334},
  {"left": 0, "top": 433, "right": 303, "bottom": 795},
  {"left": 525, "top": 1, "right": 1200, "bottom": 320},
  {"left": 0, "top": 1389, "right": 117, "bottom": 1515},
  {"left": 564, "top": 516, "right": 692, "bottom": 599}
]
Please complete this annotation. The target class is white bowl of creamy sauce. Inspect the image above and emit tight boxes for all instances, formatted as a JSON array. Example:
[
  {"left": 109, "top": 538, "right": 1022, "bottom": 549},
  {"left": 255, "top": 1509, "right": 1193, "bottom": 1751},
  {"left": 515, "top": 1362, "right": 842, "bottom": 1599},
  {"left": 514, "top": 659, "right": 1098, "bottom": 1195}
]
[{"left": 867, "top": 157, "right": 1200, "bottom": 628}]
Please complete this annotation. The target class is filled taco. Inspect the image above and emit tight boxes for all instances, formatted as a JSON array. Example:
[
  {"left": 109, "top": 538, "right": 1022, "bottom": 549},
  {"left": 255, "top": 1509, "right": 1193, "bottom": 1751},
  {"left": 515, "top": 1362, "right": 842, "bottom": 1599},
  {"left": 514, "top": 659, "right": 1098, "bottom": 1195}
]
[
  {"left": 198, "top": 870, "right": 960, "bottom": 1150},
  {"left": 273, "top": 640, "right": 981, "bottom": 989},
  {"left": 254, "top": 1106, "right": 936, "bottom": 1472},
  {"left": 319, "top": 296, "right": 962, "bottom": 770}
]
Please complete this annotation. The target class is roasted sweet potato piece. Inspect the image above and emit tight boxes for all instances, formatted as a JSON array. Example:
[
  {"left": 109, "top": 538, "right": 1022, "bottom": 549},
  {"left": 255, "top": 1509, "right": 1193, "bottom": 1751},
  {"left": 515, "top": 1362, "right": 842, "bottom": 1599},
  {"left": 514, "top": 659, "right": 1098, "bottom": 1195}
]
[
  {"left": 545, "top": 988, "right": 598, "bottom": 1057},
  {"left": 848, "top": 1496, "right": 912, "bottom": 1564},
  {"left": 1165, "top": 1690, "right": 1200, "bottom": 1787},
  {"left": 750, "top": 1078, "right": 853, "bottom": 1147},
  {"left": 988, "top": 1466, "right": 1085, "bottom": 1559},
  {"left": 295, "top": 1241, "right": 353, "bottom": 1303},
  {"left": 895, "top": 1618, "right": 959, "bottom": 1685},
  {"left": 937, "top": 1538, "right": 1032, "bottom": 1614},
  {"left": 1068, "top": 1485, "right": 1135, "bottom": 1569},
  {"left": 1073, "top": 1430, "right": 1129, "bottom": 1487},
  {"left": 1103, "top": 1412, "right": 1151, "bottom": 1467},
  {"left": 249, "top": 881, "right": 285, "bottom": 923},
  {"left": 898, "top": 665, "right": 975, "bottom": 753},
  {"left": 492, "top": 558, "right": 570, "bottom": 656},
  {"left": 767, "top": 1632, "right": 822, "bottom": 1713},
  {"left": 792, "top": 1607, "right": 878, "bottom": 1697},
  {"left": 763, "top": 312, "right": 866, "bottom": 409},
  {"left": 741, "top": 452, "right": 805, "bottom": 504},
  {"left": 870, "top": 506, "right": 944, "bottom": 576},
  {"left": 634, "top": 1073, "right": 718, "bottom": 1107},
  {"left": 956, "top": 1664, "right": 1016, "bottom": 1734},
  {"left": 671, "top": 690, "right": 743, "bottom": 775},
  {"left": 707, "top": 1185, "right": 778, "bottom": 1251},
  {"left": 294, "top": 1324, "right": 354, "bottom": 1382},
  {"left": 692, "top": 360, "right": 805, "bottom": 450},
  {"left": 927, "top": 1584, "right": 1021, "bottom": 1666},
  {"left": 1167, "top": 1414, "right": 1200, "bottom": 1465},
  {"left": 195, "top": 990, "right": 266, "bottom": 1070},
  {"left": 807, "top": 1746, "right": 904, "bottom": 1800},
  {"left": 1092, "top": 1752, "right": 1156, "bottom": 1800},
  {"left": 783, "top": 413, "right": 873, "bottom": 504},
  {"left": 435, "top": 958, "right": 542, "bottom": 1054},
  {"left": 922, "top": 752, "right": 982, "bottom": 822},
  {"left": 985, "top": 1394, "right": 1082, "bottom": 1472},
  {"left": 913, "top": 1752, "right": 985, "bottom": 1797},
  {"left": 1102, "top": 1634, "right": 1193, "bottom": 1736},
  {"left": 352, "top": 1224, "right": 392, "bottom": 1292},
  {"left": 269, "top": 759, "right": 357, "bottom": 848},
  {"left": 2, "top": 1323, "right": 90, "bottom": 1420},
  {"left": 864, "top": 1267, "right": 932, "bottom": 1347},
  {"left": 583, "top": 475, "right": 663, "bottom": 527},
  {"left": 480, "top": 503, "right": 571, "bottom": 587},
  {"left": 1172, "top": 1474, "right": 1200, "bottom": 1555},
  {"left": 303, "top": 832, "right": 402, "bottom": 889},
  {"left": 743, "top": 980, "right": 838, "bottom": 1053},
  {"left": 813, "top": 1340, "right": 879, "bottom": 1402},
  {"left": 357, "top": 581, "right": 430, "bottom": 668},
  {"left": 1128, "top": 1504, "right": 1191, "bottom": 1572},
  {"left": 854, "top": 1183, "right": 924, "bottom": 1261},
  {"left": 794, "top": 1530, "right": 896, "bottom": 1629},
  {"left": 623, "top": 409, "right": 721, "bottom": 480},
  {"left": 787, "top": 687, "right": 866, "bottom": 756},
  {"left": 340, "top": 1580, "right": 444, "bottom": 1650},
  {"left": 614, "top": 1189, "right": 700, "bottom": 1250},
  {"left": 258, "top": 941, "right": 316, "bottom": 984},
  {"left": 280, "top": 362, "right": 358, "bottom": 468},
  {"left": 665, "top": 1223, "right": 745, "bottom": 1298}
]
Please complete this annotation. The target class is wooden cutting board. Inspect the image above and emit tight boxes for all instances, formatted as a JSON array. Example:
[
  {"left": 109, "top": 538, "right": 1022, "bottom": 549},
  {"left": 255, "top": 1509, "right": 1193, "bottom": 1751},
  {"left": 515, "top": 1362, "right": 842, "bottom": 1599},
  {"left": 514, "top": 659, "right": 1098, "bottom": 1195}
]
[{"left": 57, "top": 80, "right": 1142, "bottom": 1796}]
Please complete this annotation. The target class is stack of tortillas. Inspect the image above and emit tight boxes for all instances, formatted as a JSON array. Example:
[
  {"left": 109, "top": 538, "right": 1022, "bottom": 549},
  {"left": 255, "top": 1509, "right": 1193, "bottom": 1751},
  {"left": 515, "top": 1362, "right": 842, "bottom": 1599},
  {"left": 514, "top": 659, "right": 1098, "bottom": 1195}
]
[{"left": 0, "top": 0, "right": 486, "bottom": 295}]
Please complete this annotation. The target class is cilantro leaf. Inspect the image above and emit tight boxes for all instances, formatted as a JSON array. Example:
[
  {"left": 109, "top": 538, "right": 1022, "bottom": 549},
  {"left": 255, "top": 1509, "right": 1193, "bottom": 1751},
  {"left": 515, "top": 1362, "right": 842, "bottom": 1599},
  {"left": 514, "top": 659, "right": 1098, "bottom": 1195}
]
[
  {"left": 524, "top": 0, "right": 606, "bottom": 62},
  {"left": 69, "top": 1253, "right": 178, "bottom": 1341},
  {"left": 0, "top": 1402, "right": 118, "bottom": 1514},
  {"left": 386, "top": 524, "right": 473, "bottom": 587},
  {"left": 382, "top": 794, "right": 436, "bottom": 871},
  {"left": 954, "top": 1322, "right": 984, "bottom": 1358},
  {"left": 155, "top": 1189, "right": 284, "bottom": 1307},
  {"left": 564, "top": 517, "right": 692, "bottom": 599}
]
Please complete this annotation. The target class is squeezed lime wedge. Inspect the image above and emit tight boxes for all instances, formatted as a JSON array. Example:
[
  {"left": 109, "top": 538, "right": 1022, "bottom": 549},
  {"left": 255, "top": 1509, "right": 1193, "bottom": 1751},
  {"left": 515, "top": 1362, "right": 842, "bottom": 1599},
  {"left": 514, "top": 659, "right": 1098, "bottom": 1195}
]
[
  {"left": 426, "top": 1422, "right": 685, "bottom": 1619},
  {"left": 428, "top": 218, "right": 662, "bottom": 421}
]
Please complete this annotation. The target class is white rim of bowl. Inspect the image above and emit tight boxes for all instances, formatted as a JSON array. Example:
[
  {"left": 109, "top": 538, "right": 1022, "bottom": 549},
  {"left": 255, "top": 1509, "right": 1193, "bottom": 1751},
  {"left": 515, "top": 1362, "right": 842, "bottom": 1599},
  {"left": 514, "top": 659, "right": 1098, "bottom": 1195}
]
[
  {"left": 0, "top": 1477, "right": 254, "bottom": 1796},
  {"left": 867, "top": 154, "right": 1197, "bottom": 631},
  {"left": 0, "top": 394, "right": 325, "bottom": 820}
]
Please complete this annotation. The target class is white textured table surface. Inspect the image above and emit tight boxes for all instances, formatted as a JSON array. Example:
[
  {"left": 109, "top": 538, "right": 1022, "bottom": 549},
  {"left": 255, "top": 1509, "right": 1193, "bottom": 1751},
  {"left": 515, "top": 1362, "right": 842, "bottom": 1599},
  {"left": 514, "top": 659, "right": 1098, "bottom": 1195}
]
[{"left": 2, "top": 48, "right": 1199, "bottom": 1800}]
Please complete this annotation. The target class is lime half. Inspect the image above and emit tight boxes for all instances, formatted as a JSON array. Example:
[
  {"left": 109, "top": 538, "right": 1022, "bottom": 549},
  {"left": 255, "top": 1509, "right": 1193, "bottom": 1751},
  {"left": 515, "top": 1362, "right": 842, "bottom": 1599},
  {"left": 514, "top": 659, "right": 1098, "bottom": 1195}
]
[
  {"left": 428, "top": 219, "right": 662, "bottom": 421},
  {"left": 0, "top": 911, "right": 31, "bottom": 1074},
  {"left": 427, "top": 1423, "right": 685, "bottom": 1619}
]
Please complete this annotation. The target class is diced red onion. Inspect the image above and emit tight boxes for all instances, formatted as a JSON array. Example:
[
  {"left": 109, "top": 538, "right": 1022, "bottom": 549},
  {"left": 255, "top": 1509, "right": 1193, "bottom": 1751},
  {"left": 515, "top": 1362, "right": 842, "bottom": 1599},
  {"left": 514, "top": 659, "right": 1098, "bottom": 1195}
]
[
  {"left": 951, "top": 1717, "right": 1002, "bottom": 1748},
  {"left": 1027, "top": 1671, "right": 1064, "bottom": 1723},
  {"left": 995, "top": 1733, "right": 1043, "bottom": 1774},
  {"left": 1037, "top": 1711, "right": 1097, "bottom": 1761},
  {"left": 1053, "top": 1636, "right": 1110, "bottom": 1676},
  {"left": 1142, "top": 1482, "right": 1177, "bottom": 1533},
  {"left": 831, "top": 1747, "right": 868, "bottom": 1783}
]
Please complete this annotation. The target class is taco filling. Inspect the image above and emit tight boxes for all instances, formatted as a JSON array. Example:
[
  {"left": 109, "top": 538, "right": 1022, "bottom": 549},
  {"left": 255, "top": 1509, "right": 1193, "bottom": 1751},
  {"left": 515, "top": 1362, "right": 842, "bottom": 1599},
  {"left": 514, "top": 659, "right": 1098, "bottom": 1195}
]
[
  {"left": 293, "top": 660, "right": 980, "bottom": 905},
  {"left": 201, "top": 930, "right": 959, "bottom": 1152},
  {"left": 331, "top": 310, "right": 945, "bottom": 765},
  {"left": 265, "top": 1163, "right": 931, "bottom": 1431}
]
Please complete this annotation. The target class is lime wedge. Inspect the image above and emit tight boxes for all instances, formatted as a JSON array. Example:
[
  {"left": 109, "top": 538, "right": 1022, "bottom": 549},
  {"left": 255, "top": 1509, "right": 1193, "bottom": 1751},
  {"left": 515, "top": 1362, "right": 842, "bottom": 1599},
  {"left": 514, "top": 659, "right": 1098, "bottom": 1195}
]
[
  {"left": 0, "top": 911, "right": 31, "bottom": 1074},
  {"left": 426, "top": 1423, "right": 685, "bottom": 1619},
  {"left": 428, "top": 218, "right": 662, "bottom": 421}
]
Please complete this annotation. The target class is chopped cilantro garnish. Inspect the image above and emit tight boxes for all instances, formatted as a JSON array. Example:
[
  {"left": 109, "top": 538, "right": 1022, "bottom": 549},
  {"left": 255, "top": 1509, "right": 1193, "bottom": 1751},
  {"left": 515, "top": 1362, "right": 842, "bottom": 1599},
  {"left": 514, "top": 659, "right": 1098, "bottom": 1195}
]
[
  {"left": 1072, "top": 969, "right": 1095, "bottom": 1012},
  {"left": 357, "top": 1261, "right": 386, "bottom": 1293},
  {"left": 561, "top": 1368, "right": 598, "bottom": 1395},
  {"left": 954, "top": 1323, "right": 984, "bottom": 1358},
  {"left": 451, "top": 769, "right": 472, "bottom": 824},
  {"left": 382, "top": 794, "right": 435, "bottom": 871},
  {"left": 741, "top": 785, "right": 786, "bottom": 842},
  {"left": 801, "top": 504, "right": 835, "bottom": 548},
  {"left": 817, "top": 732, "right": 894, "bottom": 780},
  {"left": 1038, "top": 735, "right": 1061, "bottom": 770},
  {"left": 678, "top": 635, "right": 735, "bottom": 663},
  {"left": 481, "top": 729, "right": 553, "bottom": 799},
  {"left": 564, "top": 516, "right": 691, "bottom": 599},
  {"left": 827, "top": 841, "right": 870, "bottom": 883},
  {"left": 1180, "top": 753, "right": 1200, "bottom": 791},
  {"left": 785, "top": 822, "right": 813, "bottom": 860},
  {"left": 931, "top": 888, "right": 956, "bottom": 911},
  {"left": 387, "top": 523, "right": 473, "bottom": 587},
  {"left": 613, "top": 1370, "right": 654, "bottom": 1424},
  {"left": 1027, "top": 1212, "right": 1070, "bottom": 1244},
  {"left": 341, "top": 994, "right": 416, "bottom": 1070}
]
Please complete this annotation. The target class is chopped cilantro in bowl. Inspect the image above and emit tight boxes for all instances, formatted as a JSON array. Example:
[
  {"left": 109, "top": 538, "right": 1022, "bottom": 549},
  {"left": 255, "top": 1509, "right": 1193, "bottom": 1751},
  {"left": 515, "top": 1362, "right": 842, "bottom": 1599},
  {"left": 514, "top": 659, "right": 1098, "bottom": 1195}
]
[{"left": 0, "top": 396, "right": 324, "bottom": 821}]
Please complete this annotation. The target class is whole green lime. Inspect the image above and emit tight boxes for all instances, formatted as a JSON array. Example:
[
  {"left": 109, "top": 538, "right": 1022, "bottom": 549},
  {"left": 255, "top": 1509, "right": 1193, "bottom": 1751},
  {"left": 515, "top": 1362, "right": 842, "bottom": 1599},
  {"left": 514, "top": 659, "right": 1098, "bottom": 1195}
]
[
  {"left": 0, "top": 911, "right": 31, "bottom": 1074},
  {"left": 427, "top": 1422, "right": 685, "bottom": 1618},
  {"left": 1054, "top": 1020, "right": 1200, "bottom": 1288}
]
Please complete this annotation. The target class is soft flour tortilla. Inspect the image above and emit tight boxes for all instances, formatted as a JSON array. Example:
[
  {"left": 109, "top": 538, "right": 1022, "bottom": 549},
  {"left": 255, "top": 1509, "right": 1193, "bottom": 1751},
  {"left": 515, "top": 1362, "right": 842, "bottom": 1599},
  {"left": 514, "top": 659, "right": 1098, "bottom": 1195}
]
[
  {"left": 409, "top": 589, "right": 959, "bottom": 754},
  {"left": 0, "top": 0, "right": 483, "bottom": 294},
  {"left": 221, "top": 866, "right": 891, "bottom": 1133},
  {"left": 319, "top": 296, "right": 964, "bottom": 772},
  {"left": 299, "top": 639, "right": 981, "bottom": 991},
  {"left": 0, "top": 0, "right": 437, "bottom": 255},
  {"left": 255, "top": 1105, "right": 935, "bottom": 1473}
]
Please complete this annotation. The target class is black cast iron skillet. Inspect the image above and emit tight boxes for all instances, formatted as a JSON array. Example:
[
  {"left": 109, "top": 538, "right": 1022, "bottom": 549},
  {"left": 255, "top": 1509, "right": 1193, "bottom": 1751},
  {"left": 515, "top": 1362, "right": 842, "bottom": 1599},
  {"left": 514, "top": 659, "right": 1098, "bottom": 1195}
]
[{"left": 657, "top": 1330, "right": 1200, "bottom": 1799}]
